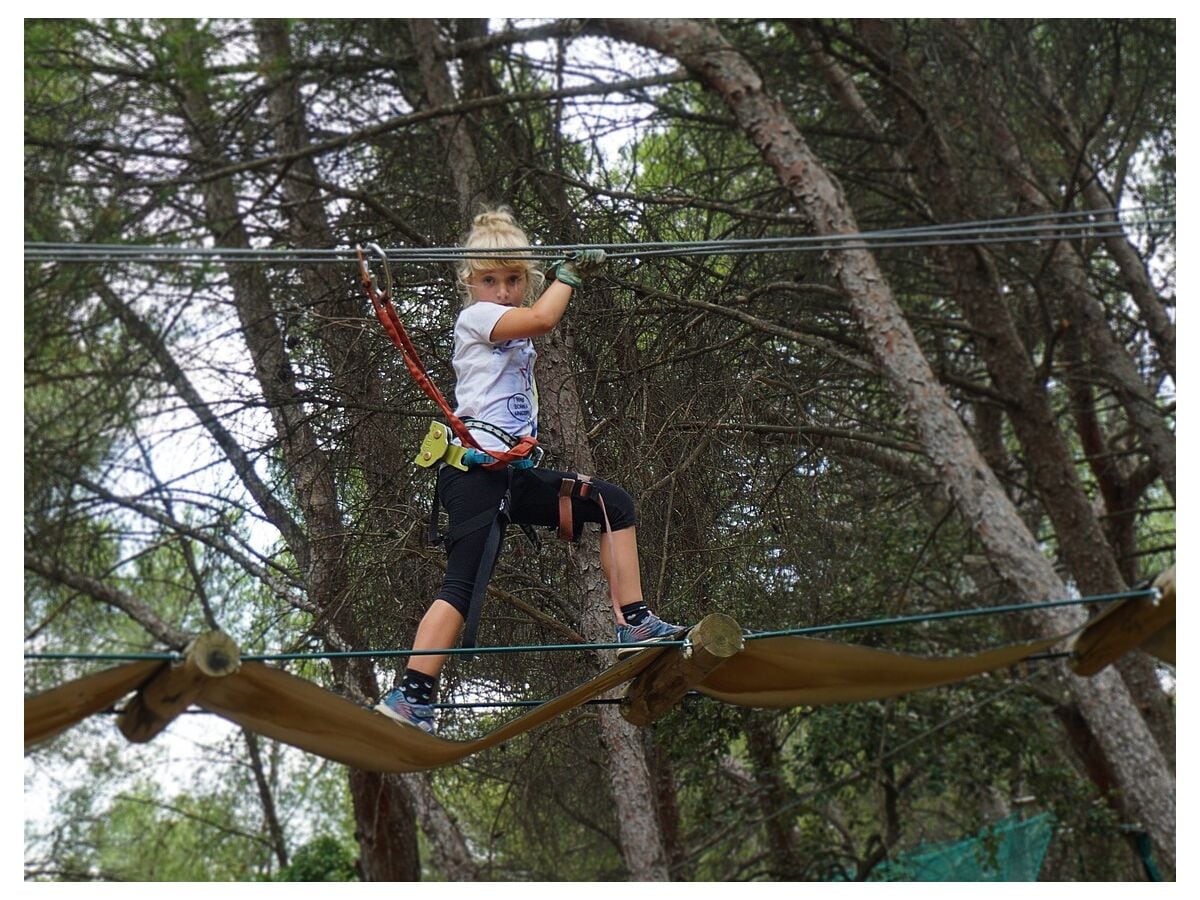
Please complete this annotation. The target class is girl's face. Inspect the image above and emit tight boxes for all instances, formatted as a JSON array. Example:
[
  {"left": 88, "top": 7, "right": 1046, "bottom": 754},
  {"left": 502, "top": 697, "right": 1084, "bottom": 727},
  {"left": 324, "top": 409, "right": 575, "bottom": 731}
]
[{"left": 469, "top": 267, "right": 528, "bottom": 307}]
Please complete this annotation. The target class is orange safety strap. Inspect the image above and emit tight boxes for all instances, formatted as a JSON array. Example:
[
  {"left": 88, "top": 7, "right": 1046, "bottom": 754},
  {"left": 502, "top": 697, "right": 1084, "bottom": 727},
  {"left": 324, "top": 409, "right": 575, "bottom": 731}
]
[{"left": 356, "top": 245, "right": 538, "bottom": 470}]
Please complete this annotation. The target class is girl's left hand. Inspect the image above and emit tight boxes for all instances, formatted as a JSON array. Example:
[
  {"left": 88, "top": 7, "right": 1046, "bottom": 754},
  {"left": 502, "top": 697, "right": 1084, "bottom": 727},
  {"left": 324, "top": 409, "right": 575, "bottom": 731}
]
[{"left": 551, "top": 249, "right": 606, "bottom": 287}]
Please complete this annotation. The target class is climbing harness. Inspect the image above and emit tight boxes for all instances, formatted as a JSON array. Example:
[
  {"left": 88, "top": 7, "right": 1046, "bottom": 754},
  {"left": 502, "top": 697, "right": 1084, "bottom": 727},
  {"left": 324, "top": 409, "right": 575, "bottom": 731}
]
[
  {"left": 556, "top": 474, "right": 612, "bottom": 544},
  {"left": 414, "top": 420, "right": 545, "bottom": 472},
  {"left": 425, "top": 420, "right": 540, "bottom": 538},
  {"left": 357, "top": 244, "right": 614, "bottom": 647}
]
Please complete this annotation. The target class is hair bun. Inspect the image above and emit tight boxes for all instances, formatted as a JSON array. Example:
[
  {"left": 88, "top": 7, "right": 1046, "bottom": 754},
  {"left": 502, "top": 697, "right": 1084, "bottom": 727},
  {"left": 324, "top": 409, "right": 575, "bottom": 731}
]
[{"left": 473, "top": 207, "right": 516, "bottom": 229}]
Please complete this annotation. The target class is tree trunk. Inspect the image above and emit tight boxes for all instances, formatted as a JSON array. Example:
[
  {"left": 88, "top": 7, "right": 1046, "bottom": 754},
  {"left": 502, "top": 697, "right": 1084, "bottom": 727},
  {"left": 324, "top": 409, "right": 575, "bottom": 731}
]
[
  {"left": 168, "top": 20, "right": 421, "bottom": 880},
  {"left": 243, "top": 731, "right": 289, "bottom": 869},
  {"left": 401, "top": 773, "right": 481, "bottom": 879},
  {"left": 412, "top": 20, "right": 672, "bottom": 877},
  {"left": 254, "top": 19, "right": 417, "bottom": 531},
  {"left": 598, "top": 17, "right": 1175, "bottom": 869},
  {"left": 743, "top": 714, "right": 805, "bottom": 879},
  {"left": 971, "top": 26, "right": 1176, "bottom": 498},
  {"left": 1059, "top": 325, "right": 1143, "bottom": 583},
  {"left": 645, "top": 735, "right": 687, "bottom": 878},
  {"left": 850, "top": 18, "right": 1129, "bottom": 599},
  {"left": 537, "top": 330, "right": 672, "bottom": 881},
  {"left": 349, "top": 772, "right": 422, "bottom": 880},
  {"left": 408, "top": 19, "right": 487, "bottom": 215},
  {"left": 254, "top": 21, "right": 481, "bottom": 878}
]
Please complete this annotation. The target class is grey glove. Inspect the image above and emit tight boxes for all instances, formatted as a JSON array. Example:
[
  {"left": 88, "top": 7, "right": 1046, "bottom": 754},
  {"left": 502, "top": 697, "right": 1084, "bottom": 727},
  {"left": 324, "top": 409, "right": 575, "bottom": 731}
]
[{"left": 550, "top": 249, "right": 606, "bottom": 288}]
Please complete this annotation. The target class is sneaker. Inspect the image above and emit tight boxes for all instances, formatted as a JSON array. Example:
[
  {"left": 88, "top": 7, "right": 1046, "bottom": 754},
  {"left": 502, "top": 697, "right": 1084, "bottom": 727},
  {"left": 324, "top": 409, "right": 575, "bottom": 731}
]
[
  {"left": 374, "top": 688, "right": 436, "bottom": 734},
  {"left": 616, "top": 612, "right": 688, "bottom": 660}
]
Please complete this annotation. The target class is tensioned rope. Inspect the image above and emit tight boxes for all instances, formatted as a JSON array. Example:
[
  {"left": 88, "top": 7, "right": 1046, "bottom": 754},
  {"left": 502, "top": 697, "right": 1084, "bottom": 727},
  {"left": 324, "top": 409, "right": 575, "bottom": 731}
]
[
  {"left": 23, "top": 206, "right": 1173, "bottom": 265},
  {"left": 22, "top": 586, "right": 1157, "bottom": 664}
]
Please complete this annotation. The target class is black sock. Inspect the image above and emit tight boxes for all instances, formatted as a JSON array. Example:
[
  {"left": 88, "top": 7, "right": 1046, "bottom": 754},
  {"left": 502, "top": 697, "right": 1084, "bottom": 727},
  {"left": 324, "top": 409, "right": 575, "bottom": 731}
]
[
  {"left": 402, "top": 670, "right": 438, "bottom": 705},
  {"left": 621, "top": 602, "right": 651, "bottom": 626}
]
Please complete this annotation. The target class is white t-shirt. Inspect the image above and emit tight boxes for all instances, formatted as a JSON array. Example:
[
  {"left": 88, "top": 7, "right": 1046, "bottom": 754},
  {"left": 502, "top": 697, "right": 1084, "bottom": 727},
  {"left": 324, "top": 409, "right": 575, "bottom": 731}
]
[{"left": 452, "top": 301, "right": 538, "bottom": 452}]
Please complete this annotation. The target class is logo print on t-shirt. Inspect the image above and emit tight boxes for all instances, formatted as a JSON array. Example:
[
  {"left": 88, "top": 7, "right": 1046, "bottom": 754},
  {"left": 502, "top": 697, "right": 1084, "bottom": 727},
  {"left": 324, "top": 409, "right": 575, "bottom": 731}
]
[{"left": 507, "top": 393, "right": 532, "bottom": 421}]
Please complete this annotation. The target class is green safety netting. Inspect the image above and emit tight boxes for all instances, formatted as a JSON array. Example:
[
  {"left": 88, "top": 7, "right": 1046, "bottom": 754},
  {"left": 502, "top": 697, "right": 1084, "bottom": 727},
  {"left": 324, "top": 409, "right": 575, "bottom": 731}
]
[{"left": 857, "top": 813, "right": 1055, "bottom": 882}]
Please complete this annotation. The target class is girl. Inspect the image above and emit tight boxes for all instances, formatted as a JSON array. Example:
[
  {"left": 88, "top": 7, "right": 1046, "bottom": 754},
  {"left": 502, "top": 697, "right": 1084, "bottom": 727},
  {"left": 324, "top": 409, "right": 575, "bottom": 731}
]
[{"left": 376, "top": 208, "right": 683, "bottom": 733}]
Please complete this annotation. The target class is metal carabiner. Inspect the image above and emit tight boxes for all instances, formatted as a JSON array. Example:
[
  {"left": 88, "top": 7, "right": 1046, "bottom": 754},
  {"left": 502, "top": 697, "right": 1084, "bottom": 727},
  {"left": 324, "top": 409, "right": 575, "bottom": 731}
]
[{"left": 355, "top": 242, "right": 394, "bottom": 301}]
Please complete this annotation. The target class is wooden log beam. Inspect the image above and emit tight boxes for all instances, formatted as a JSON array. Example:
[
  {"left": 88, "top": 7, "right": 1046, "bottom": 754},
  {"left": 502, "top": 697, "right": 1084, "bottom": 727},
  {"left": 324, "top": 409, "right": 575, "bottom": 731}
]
[
  {"left": 620, "top": 613, "right": 744, "bottom": 726},
  {"left": 25, "top": 660, "right": 164, "bottom": 752},
  {"left": 1070, "top": 565, "right": 1176, "bottom": 675},
  {"left": 1139, "top": 621, "right": 1175, "bottom": 667},
  {"left": 118, "top": 631, "right": 241, "bottom": 743}
]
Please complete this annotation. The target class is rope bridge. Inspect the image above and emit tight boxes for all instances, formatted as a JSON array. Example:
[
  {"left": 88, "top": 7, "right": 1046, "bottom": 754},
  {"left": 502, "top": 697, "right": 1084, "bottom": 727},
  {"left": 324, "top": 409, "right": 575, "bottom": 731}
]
[{"left": 24, "top": 568, "right": 1173, "bottom": 773}]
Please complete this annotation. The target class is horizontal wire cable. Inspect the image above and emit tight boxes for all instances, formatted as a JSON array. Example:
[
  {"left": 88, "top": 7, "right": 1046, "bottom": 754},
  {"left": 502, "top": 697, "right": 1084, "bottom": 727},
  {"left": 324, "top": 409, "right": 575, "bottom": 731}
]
[
  {"left": 26, "top": 651, "right": 186, "bottom": 662},
  {"left": 609, "top": 227, "right": 1160, "bottom": 260},
  {"left": 742, "top": 587, "right": 1157, "bottom": 641},
  {"left": 22, "top": 586, "right": 1158, "bottom": 664},
  {"left": 428, "top": 696, "right": 626, "bottom": 710},
  {"left": 21, "top": 638, "right": 687, "bottom": 664},
  {"left": 22, "top": 237, "right": 1166, "bottom": 265},
  {"left": 25, "top": 204, "right": 1169, "bottom": 255},
  {"left": 24, "top": 207, "right": 1173, "bottom": 265},
  {"left": 239, "top": 637, "right": 688, "bottom": 662},
  {"left": 24, "top": 223, "right": 1171, "bottom": 262},
  {"left": 21, "top": 226, "right": 1162, "bottom": 264}
]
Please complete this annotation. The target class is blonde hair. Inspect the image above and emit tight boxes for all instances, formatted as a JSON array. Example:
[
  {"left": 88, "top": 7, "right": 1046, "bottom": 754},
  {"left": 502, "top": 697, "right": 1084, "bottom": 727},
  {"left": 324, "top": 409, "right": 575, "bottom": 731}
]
[{"left": 455, "top": 207, "right": 545, "bottom": 306}]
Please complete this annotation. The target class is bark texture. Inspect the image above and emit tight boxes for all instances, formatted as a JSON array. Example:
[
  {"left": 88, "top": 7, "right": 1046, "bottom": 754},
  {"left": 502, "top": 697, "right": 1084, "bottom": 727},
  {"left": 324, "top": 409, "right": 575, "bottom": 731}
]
[
  {"left": 537, "top": 329, "right": 672, "bottom": 881},
  {"left": 254, "top": 19, "right": 480, "bottom": 879},
  {"left": 165, "top": 20, "right": 422, "bottom": 880},
  {"left": 599, "top": 16, "right": 1175, "bottom": 869},
  {"left": 408, "top": 19, "right": 672, "bottom": 879}
]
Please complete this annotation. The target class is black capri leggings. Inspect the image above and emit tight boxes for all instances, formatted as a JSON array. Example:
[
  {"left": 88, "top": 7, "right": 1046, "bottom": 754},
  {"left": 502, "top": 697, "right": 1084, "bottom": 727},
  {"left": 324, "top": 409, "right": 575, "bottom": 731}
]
[{"left": 435, "top": 465, "right": 637, "bottom": 616}]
